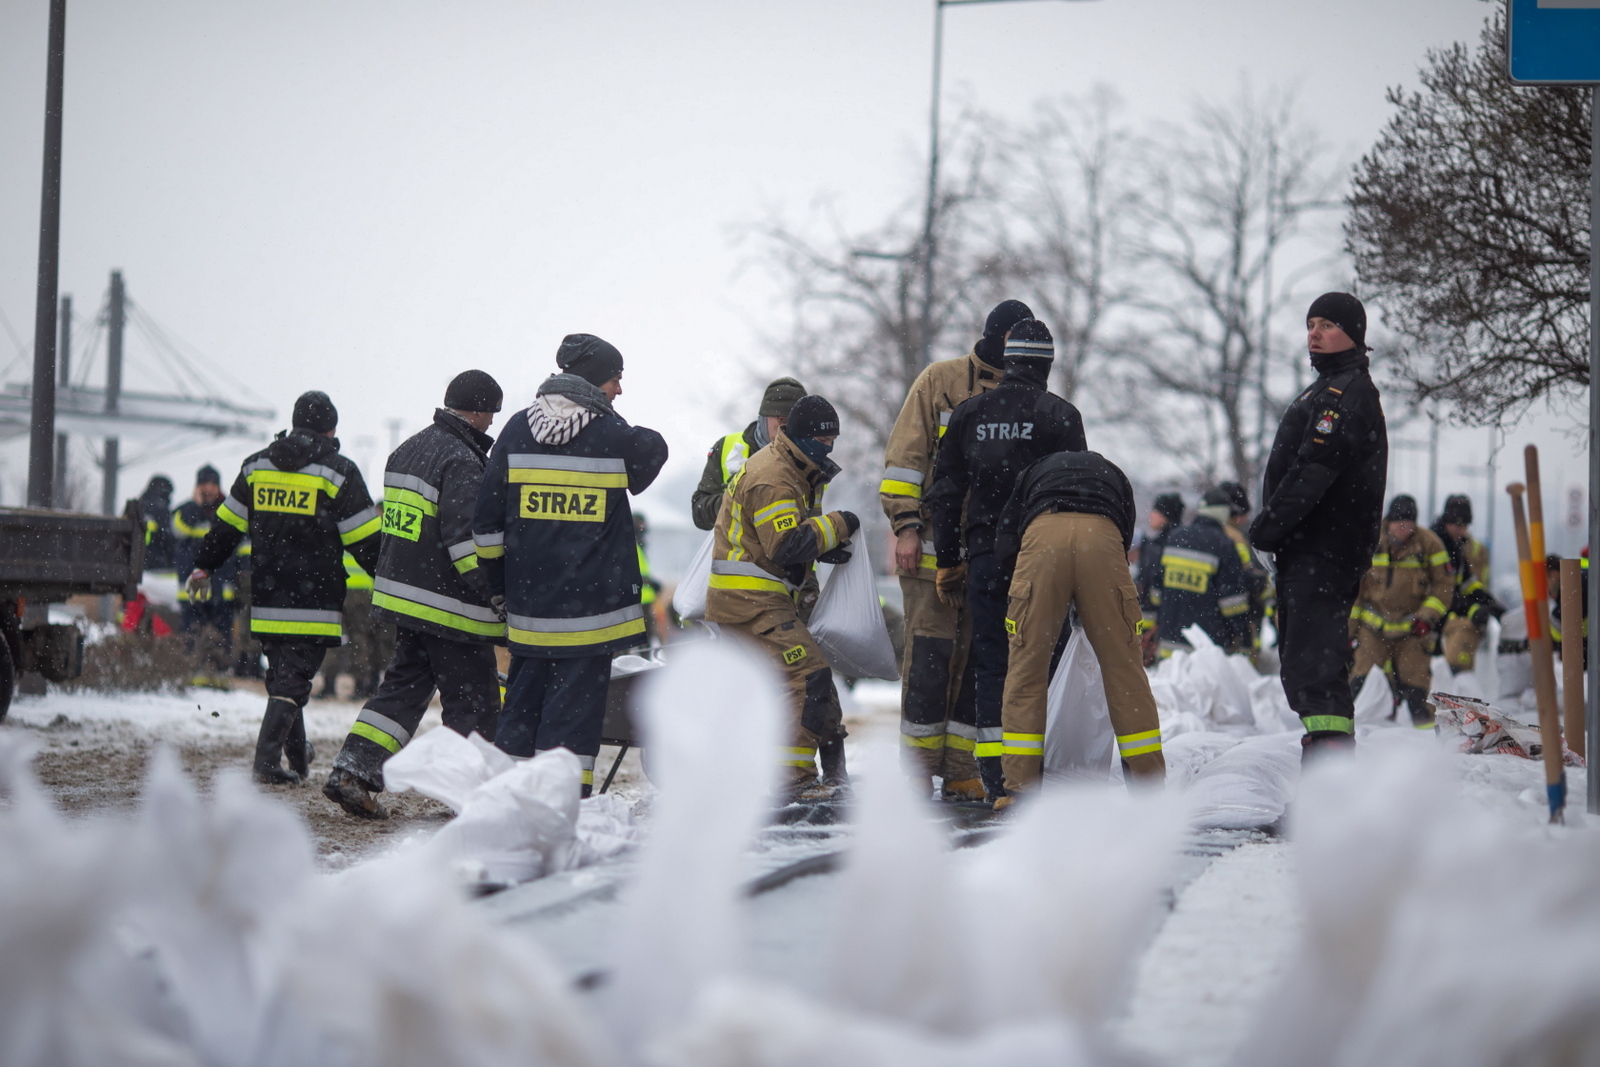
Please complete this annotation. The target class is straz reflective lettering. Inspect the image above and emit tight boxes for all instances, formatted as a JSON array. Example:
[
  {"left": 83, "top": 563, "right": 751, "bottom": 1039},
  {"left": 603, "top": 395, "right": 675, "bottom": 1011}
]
[
  {"left": 520, "top": 484, "right": 606, "bottom": 523},
  {"left": 1163, "top": 560, "right": 1211, "bottom": 593},
  {"left": 253, "top": 482, "right": 316, "bottom": 515},
  {"left": 382, "top": 501, "right": 423, "bottom": 541},
  {"left": 975, "top": 422, "right": 1035, "bottom": 441}
]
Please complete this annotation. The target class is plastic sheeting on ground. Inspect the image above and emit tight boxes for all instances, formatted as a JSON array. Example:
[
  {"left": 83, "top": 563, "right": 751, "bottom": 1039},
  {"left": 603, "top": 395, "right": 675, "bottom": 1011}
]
[
  {"left": 671, "top": 529, "right": 716, "bottom": 621},
  {"left": 808, "top": 549, "right": 899, "bottom": 681},
  {"left": 384, "top": 728, "right": 641, "bottom": 888}
]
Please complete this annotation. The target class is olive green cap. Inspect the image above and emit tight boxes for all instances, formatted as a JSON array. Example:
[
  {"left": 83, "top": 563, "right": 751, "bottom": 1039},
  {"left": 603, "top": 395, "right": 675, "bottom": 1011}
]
[{"left": 759, "top": 376, "right": 808, "bottom": 418}]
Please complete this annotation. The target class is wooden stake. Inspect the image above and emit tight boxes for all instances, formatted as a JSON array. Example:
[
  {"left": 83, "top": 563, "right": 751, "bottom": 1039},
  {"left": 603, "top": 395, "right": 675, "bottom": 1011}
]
[
  {"left": 1511, "top": 448, "right": 1567, "bottom": 823},
  {"left": 1561, "top": 558, "right": 1586, "bottom": 761}
]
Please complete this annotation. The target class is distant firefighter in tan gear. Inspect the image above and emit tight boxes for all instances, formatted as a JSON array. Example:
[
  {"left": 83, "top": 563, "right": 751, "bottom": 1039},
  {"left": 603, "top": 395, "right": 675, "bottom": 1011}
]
[
  {"left": 992, "top": 449, "right": 1165, "bottom": 806},
  {"left": 879, "top": 299, "right": 1031, "bottom": 801},
  {"left": 705, "top": 395, "right": 860, "bottom": 799},
  {"left": 1429, "top": 494, "right": 1503, "bottom": 675},
  {"left": 1349, "top": 494, "right": 1454, "bottom": 727}
]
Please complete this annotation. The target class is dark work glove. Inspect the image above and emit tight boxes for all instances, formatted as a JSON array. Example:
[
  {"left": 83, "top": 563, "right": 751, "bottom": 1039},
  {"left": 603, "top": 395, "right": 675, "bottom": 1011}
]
[
  {"left": 838, "top": 510, "right": 861, "bottom": 537},
  {"left": 817, "top": 546, "right": 853, "bottom": 565}
]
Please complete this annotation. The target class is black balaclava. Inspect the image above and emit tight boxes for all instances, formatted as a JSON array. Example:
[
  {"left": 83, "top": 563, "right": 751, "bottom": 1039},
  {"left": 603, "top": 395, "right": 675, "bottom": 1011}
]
[
  {"left": 784, "top": 394, "right": 840, "bottom": 467},
  {"left": 974, "top": 299, "right": 1033, "bottom": 366}
]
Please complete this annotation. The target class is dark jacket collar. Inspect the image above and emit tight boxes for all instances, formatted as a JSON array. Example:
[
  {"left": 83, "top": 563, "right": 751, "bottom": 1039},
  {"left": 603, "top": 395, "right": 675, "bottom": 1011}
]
[
  {"left": 1309, "top": 347, "right": 1369, "bottom": 379},
  {"left": 774, "top": 429, "right": 840, "bottom": 488},
  {"left": 434, "top": 408, "right": 493, "bottom": 459},
  {"left": 1000, "top": 357, "right": 1051, "bottom": 390}
]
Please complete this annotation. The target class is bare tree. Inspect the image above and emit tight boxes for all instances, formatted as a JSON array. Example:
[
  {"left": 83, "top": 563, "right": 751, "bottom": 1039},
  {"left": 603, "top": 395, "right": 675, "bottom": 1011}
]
[
  {"left": 1120, "top": 86, "right": 1342, "bottom": 486},
  {"left": 1347, "top": 13, "right": 1592, "bottom": 425}
]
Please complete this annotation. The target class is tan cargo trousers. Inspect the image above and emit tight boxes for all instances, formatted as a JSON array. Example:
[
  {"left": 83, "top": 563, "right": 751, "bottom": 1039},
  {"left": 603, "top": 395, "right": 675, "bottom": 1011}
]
[
  {"left": 722, "top": 605, "right": 842, "bottom": 784},
  {"left": 1000, "top": 512, "right": 1165, "bottom": 793},
  {"left": 898, "top": 575, "right": 980, "bottom": 783},
  {"left": 1441, "top": 616, "right": 1483, "bottom": 673}
]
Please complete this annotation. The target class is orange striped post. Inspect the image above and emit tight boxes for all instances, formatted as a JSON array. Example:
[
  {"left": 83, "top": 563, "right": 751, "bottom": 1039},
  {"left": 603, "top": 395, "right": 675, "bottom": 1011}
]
[{"left": 1510, "top": 444, "right": 1567, "bottom": 822}]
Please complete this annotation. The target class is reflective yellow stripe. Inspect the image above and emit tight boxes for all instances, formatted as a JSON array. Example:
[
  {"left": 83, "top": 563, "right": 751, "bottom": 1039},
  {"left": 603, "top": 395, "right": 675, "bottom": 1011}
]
[
  {"left": 1429, "top": 551, "right": 1450, "bottom": 566},
  {"left": 1001, "top": 732, "right": 1044, "bottom": 755},
  {"left": 350, "top": 720, "right": 402, "bottom": 754},
  {"left": 1303, "top": 715, "right": 1354, "bottom": 734},
  {"left": 944, "top": 734, "right": 975, "bottom": 752},
  {"left": 506, "top": 468, "right": 627, "bottom": 488},
  {"left": 1422, "top": 597, "right": 1448, "bottom": 617},
  {"left": 217, "top": 503, "right": 247, "bottom": 532},
  {"left": 172, "top": 513, "right": 210, "bottom": 538},
  {"left": 975, "top": 741, "right": 1003, "bottom": 758},
  {"left": 753, "top": 499, "right": 801, "bottom": 525},
  {"left": 708, "top": 572, "right": 792, "bottom": 595},
  {"left": 340, "top": 516, "right": 382, "bottom": 544},
  {"left": 453, "top": 555, "right": 480, "bottom": 574},
  {"left": 783, "top": 745, "right": 816, "bottom": 768},
  {"left": 384, "top": 487, "right": 438, "bottom": 516},
  {"left": 508, "top": 617, "right": 646, "bottom": 648},
  {"left": 476, "top": 544, "right": 505, "bottom": 559},
  {"left": 1116, "top": 729, "right": 1162, "bottom": 757},
  {"left": 251, "top": 618, "right": 342, "bottom": 637},
  {"left": 811, "top": 514, "right": 838, "bottom": 551},
  {"left": 1371, "top": 553, "right": 1390, "bottom": 566},
  {"left": 919, "top": 554, "right": 937, "bottom": 571},
  {"left": 901, "top": 734, "right": 945, "bottom": 749},
  {"left": 879, "top": 479, "right": 922, "bottom": 499},
  {"left": 371, "top": 590, "right": 506, "bottom": 637}
]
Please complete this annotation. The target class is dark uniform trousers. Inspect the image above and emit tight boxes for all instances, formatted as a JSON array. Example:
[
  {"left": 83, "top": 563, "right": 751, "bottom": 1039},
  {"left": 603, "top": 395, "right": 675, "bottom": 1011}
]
[
  {"left": 898, "top": 576, "right": 979, "bottom": 782},
  {"left": 1276, "top": 555, "right": 1364, "bottom": 736},
  {"left": 262, "top": 639, "right": 330, "bottom": 768},
  {"left": 967, "top": 551, "right": 1014, "bottom": 794},
  {"left": 181, "top": 595, "right": 237, "bottom": 671},
  {"left": 495, "top": 653, "right": 612, "bottom": 794},
  {"left": 332, "top": 627, "right": 501, "bottom": 790}
]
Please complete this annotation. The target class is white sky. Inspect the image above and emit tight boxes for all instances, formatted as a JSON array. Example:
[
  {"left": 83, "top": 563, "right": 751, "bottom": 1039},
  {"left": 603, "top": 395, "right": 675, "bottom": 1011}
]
[{"left": 1, "top": 0, "right": 1580, "bottom": 578}]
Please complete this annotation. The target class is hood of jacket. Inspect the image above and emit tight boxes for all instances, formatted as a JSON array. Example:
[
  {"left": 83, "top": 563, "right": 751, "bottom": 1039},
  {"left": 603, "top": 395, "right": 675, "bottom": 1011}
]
[
  {"left": 774, "top": 428, "right": 840, "bottom": 488},
  {"left": 266, "top": 428, "right": 337, "bottom": 471},
  {"left": 529, "top": 373, "right": 615, "bottom": 446}
]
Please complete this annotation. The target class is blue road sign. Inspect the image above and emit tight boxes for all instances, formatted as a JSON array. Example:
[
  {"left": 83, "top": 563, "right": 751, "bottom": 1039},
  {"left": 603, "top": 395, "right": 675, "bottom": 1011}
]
[{"left": 1508, "top": 0, "right": 1600, "bottom": 84}]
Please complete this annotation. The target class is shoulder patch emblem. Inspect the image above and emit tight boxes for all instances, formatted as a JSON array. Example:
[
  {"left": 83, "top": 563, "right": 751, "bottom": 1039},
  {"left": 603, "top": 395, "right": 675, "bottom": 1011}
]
[{"left": 1315, "top": 410, "right": 1339, "bottom": 435}]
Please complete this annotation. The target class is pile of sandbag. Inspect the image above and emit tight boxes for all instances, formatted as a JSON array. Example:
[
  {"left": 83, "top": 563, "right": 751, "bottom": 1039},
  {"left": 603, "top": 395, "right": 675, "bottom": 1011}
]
[
  {"left": 1146, "top": 626, "right": 1296, "bottom": 737},
  {"left": 384, "top": 728, "right": 641, "bottom": 888}
]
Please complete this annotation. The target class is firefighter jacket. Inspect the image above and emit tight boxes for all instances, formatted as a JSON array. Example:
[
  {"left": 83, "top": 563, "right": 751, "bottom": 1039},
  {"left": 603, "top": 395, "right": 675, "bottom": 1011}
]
[
  {"left": 193, "top": 430, "right": 381, "bottom": 646},
  {"left": 1223, "top": 523, "right": 1274, "bottom": 626},
  {"left": 704, "top": 430, "right": 851, "bottom": 626},
  {"left": 370, "top": 409, "right": 505, "bottom": 644},
  {"left": 1351, "top": 526, "right": 1453, "bottom": 636},
  {"left": 692, "top": 421, "right": 760, "bottom": 531},
  {"left": 1431, "top": 521, "right": 1503, "bottom": 627},
  {"left": 1134, "top": 527, "right": 1172, "bottom": 616},
  {"left": 1249, "top": 348, "right": 1388, "bottom": 575},
  {"left": 473, "top": 378, "right": 668, "bottom": 659},
  {"left": 993, "top": 449, "right": 1135, "bottom": 577},
  {"left": 927, "top": 359, "right": 1088, "bottom": 567},
  {"left": 879, "top": 348, "right": 1003, "bottom": 577},
  {"left": 173, "top": 499, "right": 241, "bottom": 601},
  {"left": 1159, "top": 513, "right": 1251, "bottom": 650},
  {"left": 141, "top": 490, "right": 176, "bottom": 570}
]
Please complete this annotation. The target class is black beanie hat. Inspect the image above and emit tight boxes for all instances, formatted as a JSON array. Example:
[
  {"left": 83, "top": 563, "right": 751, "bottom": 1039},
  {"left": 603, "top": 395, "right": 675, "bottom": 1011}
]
[
  {"left": 1307, "top": 292, "right": 1368, "bottom": 352},
  {"left": 1217, "top": 480, "right": 1250, "bottom": 516},
  {"left": 292, "top": 390, "right": 338, "bottom": 434},
  {"left": 1386, "top": 494, "right": 1418, "bottom": 523},
  {"left": 556, "top": 333, "right": 624, "bottom": 387},
  {"left": 444, "top": 369, "right": 503, "bottom": 413},
  {"left": 1442, "top": 494, "right": 1473, "bottom": 525},
  {"left": 976, "top": 299, "right": 1034, "bottom": 364},
  {"left": 759, "top": 377, "right": 808, "bottom": 418},
  {"left": 147, "top": 475, "right": 173, "bottom": 497},
  {"left": 1152, "top": 492, "right": 1185, "bottom": 525},
  {"left": 1003, "top": 318, "right": 1054, "bottom": 364},
  {"left": 785, "top": 395, "right": 840, "bottom": 440},
  {"left": 196, "top": 465, "right": 221, "bottom": 487}
]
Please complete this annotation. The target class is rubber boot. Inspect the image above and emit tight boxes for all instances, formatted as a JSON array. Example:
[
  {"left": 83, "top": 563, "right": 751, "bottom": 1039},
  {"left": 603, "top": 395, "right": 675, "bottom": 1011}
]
[
  {"left": 285, "top": 705, "right": 315, "bottom": 779},
  {"left": 1399, "top": 684, "right": 1435, "bottom": 730},
  {"left": 1300, "top": 730, "right": 1357, "bottom": 764},
  {"left": 254, "top": 697, "right": 302, "bottom": 784},
  {"left": 977, "top": 755, "right": 1008, "bottom": 802},
  {"left": 819, "top": 737, "right": 849, "bottom": 787},
  {"left": 323, "top": 766, "right": 388, "bottom": 819}
]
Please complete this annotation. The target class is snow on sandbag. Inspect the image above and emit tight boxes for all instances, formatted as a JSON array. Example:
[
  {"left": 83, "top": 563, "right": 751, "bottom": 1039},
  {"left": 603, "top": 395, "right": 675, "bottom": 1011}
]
[
  {"left": 1160, "top": 732, "right": 1241, "bottom": 786},
  {"left": 384, "top": 725, "right": 513, "bottom": 812},
  {"left": 1042, "top": 628, "right": 1116, "bottom": 783},
  {"left": 808, "top": 547, "right": 898, "bottom": 680},
  {"left": 671, "top": 529, "right": 716, "bottom": 621},
  {"left": 1178, "top": 626, "right": 1254, "bottom": 727},
  {"left": 1351, "top": 664, "right": 1393, "bottom": 725},
  {"left": 1182, "top": 733, "right": 1300, "bottom": 829},
  {"left": 1250, "top": 675, "right": 1300, "bottom": 733}
]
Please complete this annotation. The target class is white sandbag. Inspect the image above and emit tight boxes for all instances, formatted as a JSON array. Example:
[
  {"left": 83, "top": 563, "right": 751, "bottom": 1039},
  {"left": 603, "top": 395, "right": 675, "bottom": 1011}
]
[
  {"left": 1351, "top": 664, "right": 1393, "bottom": 725},
  {"left": 672, "top": 529, "right": 716, "bottom": 621},
  {"left": 429, "top": 749, "right": 584, "bottom": 886},
  {"left": 1042, "top": 628, "right": 1117, "bottom": 783},
  {"left": 383, "top": 726, "right": 514, "bottom": 812},
  {"left": 808, "top": 548, "right": 898, "bottom": 680},
  {"left": 1182, "top": 733, "right": 1300, "bottom": 829},
  {"left": 1185, "top": 644, "right": 1255, "bottom": 727},
  {"left": 1161, "top": 731, "right": 1242, "bottom": 786}
]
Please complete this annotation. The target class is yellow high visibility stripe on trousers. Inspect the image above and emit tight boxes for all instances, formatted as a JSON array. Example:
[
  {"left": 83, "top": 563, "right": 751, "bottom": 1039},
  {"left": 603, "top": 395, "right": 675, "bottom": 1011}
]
[
  {"left": 1001, "top": 732, "right": 1044, "bottom": 755},
  {"left": 250, "top": 606, "right": 343, "bottom": 638},
  {"left": 945, "top": 721, "right": 977, "bottom": 751},
  {"left": 507, "top": 605, "right": 646, "bottom": 648},
  {"left": 975, "top": 727, "right": 1003, "bottom": 759},
  {"left": 783, "top": 745, "right": 817, "bottom": 767},
  {"left": 900, "top": 721, "right": 945, "bottom": 749},
  {"left": 1116, "top": 729, "right": 1163, "bottom": 758}
]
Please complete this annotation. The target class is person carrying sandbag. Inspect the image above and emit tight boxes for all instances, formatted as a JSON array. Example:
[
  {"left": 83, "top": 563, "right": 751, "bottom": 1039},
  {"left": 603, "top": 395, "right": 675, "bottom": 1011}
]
[
  {"left": 704, "top": 395, "right": 860, "bottom": 801},
  {"left": 992, "top": 449, "right": 1165, "bottom": 809}
]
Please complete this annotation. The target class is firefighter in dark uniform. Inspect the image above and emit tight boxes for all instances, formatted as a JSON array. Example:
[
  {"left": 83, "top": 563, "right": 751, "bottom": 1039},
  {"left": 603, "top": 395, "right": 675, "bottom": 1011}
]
[
  {"left": 1132, "top": 491, "right": 1184, "bottom": 661},
  {"left": 1158, "top": 486, "right": 1253, "bottom": 655},
  {"left": 690, "top": 377, "right": 807, "bottom": 531},
  {"left": 927, "top": 318, "right": 1088, "bottom": 799},
  {"left": 139, "top": 475, "right": 177, "bottom": 571},
  {"left": 474, "top": 335, "right": 668, "bottom": 796},
  {"left": 173, "top": 465, "right": 241, "bottom": 681},
  {"left": 323, "top": 371, "right": 507, "bottom": 818},
  {"left": 1249, "top": 293, "right": 1388, "bottom": 759},
  {"left": 188, "top": 391, "right": 382, "bottom": 784},
  {"left": 1217, "top": 480, "right": 1274, "bottom": 659}
]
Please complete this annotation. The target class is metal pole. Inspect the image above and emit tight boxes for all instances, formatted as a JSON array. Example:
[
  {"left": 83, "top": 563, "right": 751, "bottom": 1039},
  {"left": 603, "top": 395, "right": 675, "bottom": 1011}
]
[
  {"left": 1426, "top": 404, "right": 1440, "bottom": 522},
  {"left": 26, "top": 0, "right": 67, "bottom": 509},
  {"left": 919, "top": 0, "right": 945, "bottom": 368},
  {"left": 54, "top": 294, "right": 70, "bottom": 503},
  {"left": 101, "top": 270, "right": 123, "bottom": 516},
  {"left": 1586, "top": 83, "right": 1599, "bottom": 815}
]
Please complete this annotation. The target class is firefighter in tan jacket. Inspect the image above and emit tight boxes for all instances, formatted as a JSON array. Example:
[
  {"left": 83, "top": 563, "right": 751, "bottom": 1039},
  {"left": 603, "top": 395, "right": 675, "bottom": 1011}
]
[
  {"left": 706, "top": 396, "right": 860, "bottom": 798},
  {"left": 1349, "top": 494, "right": 1454, "bottom": 727},
  {"left": 880, "top": 299, "right": 1030, "bottom": 799}
]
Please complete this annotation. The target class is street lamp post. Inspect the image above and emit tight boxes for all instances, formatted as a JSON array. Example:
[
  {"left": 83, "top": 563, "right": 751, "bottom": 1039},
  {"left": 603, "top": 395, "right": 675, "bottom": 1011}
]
[{"left": 917, "top": 0, "right": 1098, "bottom": 367}]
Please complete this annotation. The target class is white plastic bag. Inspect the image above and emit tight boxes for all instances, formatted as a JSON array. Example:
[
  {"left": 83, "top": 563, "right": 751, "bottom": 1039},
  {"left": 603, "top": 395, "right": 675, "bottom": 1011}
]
[
  {"left": 808, "top": 548, "right": 898, "bottom": 680},
  {"left": 383, "top": 727, "right": 514, "bottom": 812},
  {"left": 671, "top": 529, "right": 716, "bottom": 621},
  {"left": 1041, "top": 628, "right": 1117, "bottom": 782}
]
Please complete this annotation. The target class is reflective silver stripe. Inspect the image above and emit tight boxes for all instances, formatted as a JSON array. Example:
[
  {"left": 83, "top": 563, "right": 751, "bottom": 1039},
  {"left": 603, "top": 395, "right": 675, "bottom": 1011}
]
[
  {"left": 938, "top": 411, "right": 952, "bottom": 427},
  {"left": 507, "top": 454, "right": 627, "bottom": 473},
  {"left": 507, "top": 604, "right": 644, "bottom": 633},
  {"left": 474, "top": 530, "right": 504, "bottom": 547},
  {"left": 383, "top": 471, "right": 440, "bottom": 502},
  {"left": 1164, "top": 547, "right": 1220, "bottom": 567},
  {"left": 977, "top": 727, "right": 1003, "bottom": 743},
  {"left": 222, "top": 495, "right": 249, "bottom": 518},
  {"left": 251, "top": 607, "right": 343, "bottom": 624},
  {"left": 710, "top": 559, "right": 797, "bottom": 590},
  {"left": 1004, "top": 737, "right": 1044, "bottom": 751},
  {"left": 446, "top": 539, "right": 477, "bottom": 561},
  {"left": 900, "top": 721, "right": 945, "bottom": 737},
  {"left": 883, "top": 466, "right": 924, "bottom": 486},
  {"left": 244, "top": 458, "right": 348, "bottom": 489},
  {"left": 373, "top": 577, "right": 502, "bottom": 623},
  {"left": 921, "top": 540, "right": 935, "bottom": 555},
  {"left": 1219, "top": 593, "right": 1249, "bottom": 608},
  {"left": 337, "top": 506, "right": 380, "bottom": 534},
  {"left": 946, "top": 721, "right": 978, "bottom": 740},
  {"left": 357, "top": 708, "right": 411, "bottom": 747}
]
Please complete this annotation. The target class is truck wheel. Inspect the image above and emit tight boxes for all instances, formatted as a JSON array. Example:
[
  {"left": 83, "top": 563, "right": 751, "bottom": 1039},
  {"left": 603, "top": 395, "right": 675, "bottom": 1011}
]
[{"left": 0, "top": 635, "right": 13, "bottom": 724}]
